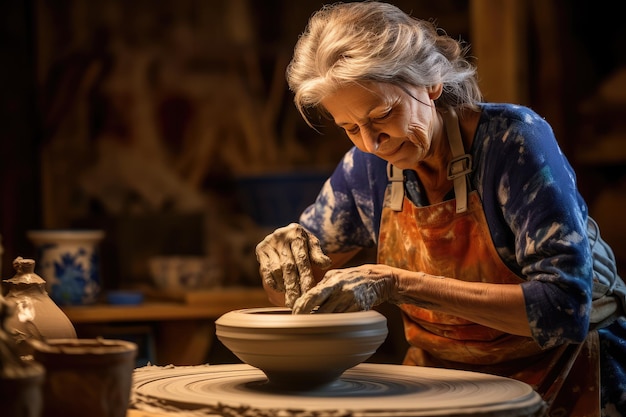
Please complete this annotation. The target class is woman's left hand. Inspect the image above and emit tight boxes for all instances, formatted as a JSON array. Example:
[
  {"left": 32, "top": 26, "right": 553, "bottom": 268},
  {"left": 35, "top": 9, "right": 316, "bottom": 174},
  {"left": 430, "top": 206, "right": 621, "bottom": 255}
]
[{"left": 292, "top": 264, "right": 399, "bottom": 314}]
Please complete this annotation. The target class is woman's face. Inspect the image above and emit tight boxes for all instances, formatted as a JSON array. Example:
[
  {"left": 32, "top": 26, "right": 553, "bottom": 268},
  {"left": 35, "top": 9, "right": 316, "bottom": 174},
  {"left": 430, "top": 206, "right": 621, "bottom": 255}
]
[{"left": 321, "top": 81, "right": 441, "bottom": 170}]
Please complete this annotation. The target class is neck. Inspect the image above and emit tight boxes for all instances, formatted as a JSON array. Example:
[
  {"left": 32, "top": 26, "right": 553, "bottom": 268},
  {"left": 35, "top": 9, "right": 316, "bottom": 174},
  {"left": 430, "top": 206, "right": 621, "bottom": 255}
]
[{"left": 414, "top": 112, "right": 454, "bottom": 203}]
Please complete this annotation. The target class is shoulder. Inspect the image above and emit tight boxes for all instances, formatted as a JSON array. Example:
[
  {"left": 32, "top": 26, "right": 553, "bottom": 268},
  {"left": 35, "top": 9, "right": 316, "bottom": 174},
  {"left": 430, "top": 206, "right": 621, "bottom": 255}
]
[
  {"left": 470, "top": 103, "right": 583, "bottom": 259},
  {"left": 477, "top": 103, "right": 555, "bottom": 141},
  {"left": 472, "top": 103, "right": 567, "bottom": 177},
  {"left": 478, "top": 102, "right": 546, "bottom": 121}
]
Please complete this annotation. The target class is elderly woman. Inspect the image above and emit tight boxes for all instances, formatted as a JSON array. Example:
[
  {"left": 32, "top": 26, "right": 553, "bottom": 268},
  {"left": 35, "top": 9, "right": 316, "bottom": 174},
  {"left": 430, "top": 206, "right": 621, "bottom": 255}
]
[{"left": 255, "top": 2, "right": 626, "bottom": 415}]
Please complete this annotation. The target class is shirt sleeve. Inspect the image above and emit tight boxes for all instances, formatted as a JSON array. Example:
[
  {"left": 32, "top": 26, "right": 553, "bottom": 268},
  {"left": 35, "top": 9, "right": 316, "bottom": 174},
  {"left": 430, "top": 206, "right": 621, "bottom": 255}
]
[
  {"left": 478, "top": 106, "right": 593, "bottom": 349},
  {"left": 299, "top": 147, "right": 387, "bottom": 253}
]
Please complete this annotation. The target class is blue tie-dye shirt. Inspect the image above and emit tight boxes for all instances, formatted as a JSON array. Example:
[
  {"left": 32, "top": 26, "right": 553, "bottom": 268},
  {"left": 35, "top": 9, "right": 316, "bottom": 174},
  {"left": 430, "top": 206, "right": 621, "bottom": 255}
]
[{"left": 300, "top": 103, "right": 603, "bottom": 348}]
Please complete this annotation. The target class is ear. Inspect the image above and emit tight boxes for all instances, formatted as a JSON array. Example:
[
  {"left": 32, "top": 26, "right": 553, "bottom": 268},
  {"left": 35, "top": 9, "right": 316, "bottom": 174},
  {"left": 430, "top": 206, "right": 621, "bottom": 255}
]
[{"left": 427, "top": 84, "right": 443, "bottom": 100}]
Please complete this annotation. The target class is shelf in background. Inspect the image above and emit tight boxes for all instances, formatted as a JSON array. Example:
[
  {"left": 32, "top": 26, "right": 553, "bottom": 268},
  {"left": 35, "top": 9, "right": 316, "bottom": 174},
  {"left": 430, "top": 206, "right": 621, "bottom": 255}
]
[{"left": 61, "top": 287, "right": 271, "bottom": 323}]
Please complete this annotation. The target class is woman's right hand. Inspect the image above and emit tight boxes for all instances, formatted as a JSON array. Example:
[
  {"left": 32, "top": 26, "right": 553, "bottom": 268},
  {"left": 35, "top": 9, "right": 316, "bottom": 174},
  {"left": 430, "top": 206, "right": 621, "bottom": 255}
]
[{"left": 255, "top": 223, "right": 332, "bottom": 308}]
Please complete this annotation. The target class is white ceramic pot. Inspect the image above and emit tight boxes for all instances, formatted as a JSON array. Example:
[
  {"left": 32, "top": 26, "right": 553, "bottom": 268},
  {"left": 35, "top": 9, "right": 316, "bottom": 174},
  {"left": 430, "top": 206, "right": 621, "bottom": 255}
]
[
  {"left": 148, "top": 255, "right": 223, "bottom": 291},
  {"left": 215, "top": 307, "right": 388, "bottom": 390}
]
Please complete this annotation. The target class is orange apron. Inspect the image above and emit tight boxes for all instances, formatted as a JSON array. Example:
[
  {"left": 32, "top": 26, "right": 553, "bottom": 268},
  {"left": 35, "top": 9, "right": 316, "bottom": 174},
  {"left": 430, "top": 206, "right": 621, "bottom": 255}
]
[{"left": 377, "top": 109, "right": 600, "bottom": 416}]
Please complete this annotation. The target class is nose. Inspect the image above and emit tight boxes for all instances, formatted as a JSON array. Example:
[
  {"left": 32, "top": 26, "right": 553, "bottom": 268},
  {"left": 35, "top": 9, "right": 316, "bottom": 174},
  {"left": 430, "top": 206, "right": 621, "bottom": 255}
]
[{"left": 361, "top": 125, "right": 387, "bottom": 153}]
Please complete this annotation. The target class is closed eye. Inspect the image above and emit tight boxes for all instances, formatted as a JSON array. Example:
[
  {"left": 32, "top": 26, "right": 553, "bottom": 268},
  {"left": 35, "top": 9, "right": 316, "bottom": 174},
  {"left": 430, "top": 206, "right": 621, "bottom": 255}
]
[
  {"left": 373, "top": 108, "right": 392, "bottom": 121},
  {"left": 346, "top": 125, "right": 360, "bottom": 135},
  {"left": 338, "top": 108, "right": 392, "bottom": 135}
]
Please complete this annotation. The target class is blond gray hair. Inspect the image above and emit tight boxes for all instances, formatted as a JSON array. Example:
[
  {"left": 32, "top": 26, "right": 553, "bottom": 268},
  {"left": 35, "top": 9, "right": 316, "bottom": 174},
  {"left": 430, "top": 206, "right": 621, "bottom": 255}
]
[{"left": 287, "top": 1, "right": 482, "bottom": 124}]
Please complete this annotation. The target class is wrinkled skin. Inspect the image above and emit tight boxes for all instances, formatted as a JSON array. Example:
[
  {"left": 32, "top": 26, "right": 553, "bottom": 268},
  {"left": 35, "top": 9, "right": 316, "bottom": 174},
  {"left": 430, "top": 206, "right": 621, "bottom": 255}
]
[
  {"left": 255, "top": 223, "right": 332, "bottom": 308},
  {"left": 293, "top": 264, "right": 400, "bottom": 314}
]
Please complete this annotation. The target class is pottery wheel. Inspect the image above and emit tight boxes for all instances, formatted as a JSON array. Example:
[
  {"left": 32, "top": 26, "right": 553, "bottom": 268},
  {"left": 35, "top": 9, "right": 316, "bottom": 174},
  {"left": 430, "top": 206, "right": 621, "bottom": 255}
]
[{"left": 130, "top": 363, "right": 546, "bottom": 417}]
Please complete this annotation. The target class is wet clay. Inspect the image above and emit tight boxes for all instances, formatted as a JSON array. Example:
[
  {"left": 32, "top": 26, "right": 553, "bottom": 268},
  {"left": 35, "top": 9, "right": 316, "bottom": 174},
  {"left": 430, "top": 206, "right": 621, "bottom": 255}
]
[
  {"left": 130, "top": 363, "right": 547, "bottom": 417},
  {"left": 215, "top": 307, "right": 388, "bottom": 390}
]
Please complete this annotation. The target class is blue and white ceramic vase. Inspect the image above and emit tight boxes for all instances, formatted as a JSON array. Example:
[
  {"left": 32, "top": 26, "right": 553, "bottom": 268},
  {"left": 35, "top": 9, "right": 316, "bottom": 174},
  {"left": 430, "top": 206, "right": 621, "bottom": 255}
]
[{"left": 27, "top": 230, "right": 105, "bottom": 306}]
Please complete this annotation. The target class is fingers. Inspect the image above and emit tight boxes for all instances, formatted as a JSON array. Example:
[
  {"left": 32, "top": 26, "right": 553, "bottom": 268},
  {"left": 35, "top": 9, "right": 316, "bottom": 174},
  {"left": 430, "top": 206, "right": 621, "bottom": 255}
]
[
  {"left": 306, "top": 231, "right": 332, "bottom": 269},
  {"left": 293, "top": 272, "right": 354, "bottom": 313},
  {"left": 290, "top": 232, "right": 315, "bottom": 292},
  {"left": 283, "top": 227, "right": 317, "bottom": 307},
  {"left": 293, "top": 285, "right": 332, "bottom": 314},
  {"left": 255, "top": 239, "right": 285, "bottom": 292},
  {"left": 294, "top": 282, "right": 360, "bottom": 314},
  {"left": 282, "top": 259, "right": 300, "bottom": 308},
  {"left": 293, "top": 266, "right": 395, "bottom": 314},
  {"left": 255, "top": 223, "right": 306, "bottom": 293},
  {"left": 256, "top": 223, "right": 333, "bottom": 309},
  {"left": 314, "top": 294, "right": 356, "bottom": 313}
]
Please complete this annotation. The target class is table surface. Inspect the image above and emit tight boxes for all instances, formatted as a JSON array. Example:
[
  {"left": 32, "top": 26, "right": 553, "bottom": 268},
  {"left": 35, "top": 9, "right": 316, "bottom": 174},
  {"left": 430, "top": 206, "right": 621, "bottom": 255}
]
[{"left": 62, "top": 287, "right": 272, "bottom": 323}]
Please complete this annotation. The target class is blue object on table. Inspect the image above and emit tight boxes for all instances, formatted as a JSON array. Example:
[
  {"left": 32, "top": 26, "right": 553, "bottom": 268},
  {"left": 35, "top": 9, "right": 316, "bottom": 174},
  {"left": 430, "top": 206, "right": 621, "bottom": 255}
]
[{"left": 106, "top": 290, "right": 144, "bottom": 306}]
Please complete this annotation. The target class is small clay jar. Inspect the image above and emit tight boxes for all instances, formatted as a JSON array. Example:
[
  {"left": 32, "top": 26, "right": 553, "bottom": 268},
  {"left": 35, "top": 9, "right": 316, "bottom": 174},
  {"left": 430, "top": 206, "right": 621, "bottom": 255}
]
[
  {"left": 2, "top": 257, "right": 76, "bottom": 355},
  {"left": 0, "top": 293, "right": 45, "bottom": 417},
  {"left": 30, "top": 338, "right": 137, "bottom": 417}
]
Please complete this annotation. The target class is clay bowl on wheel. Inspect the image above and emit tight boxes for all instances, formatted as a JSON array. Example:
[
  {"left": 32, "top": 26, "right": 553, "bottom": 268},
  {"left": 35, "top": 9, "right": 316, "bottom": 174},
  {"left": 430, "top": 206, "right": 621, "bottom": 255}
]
[{"left": 215, "top": 306, "right": 388, "bottom": 390}]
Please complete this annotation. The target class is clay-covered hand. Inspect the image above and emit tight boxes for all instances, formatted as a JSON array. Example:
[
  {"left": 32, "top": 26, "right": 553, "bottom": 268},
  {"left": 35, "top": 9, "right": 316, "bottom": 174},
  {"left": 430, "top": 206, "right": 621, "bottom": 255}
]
[
  {"left": 292, "top": 264, "right": 398, "bottom": 314},
  {"left": 256, "top": 223, "right": 332, "bottom": 308}
]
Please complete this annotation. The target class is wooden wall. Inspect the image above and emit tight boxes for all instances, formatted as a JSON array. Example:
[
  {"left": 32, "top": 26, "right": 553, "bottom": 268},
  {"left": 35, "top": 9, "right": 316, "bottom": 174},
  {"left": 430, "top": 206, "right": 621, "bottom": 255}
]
[{"left": 1, "top": 0, "right": 625, "bottom": 281}]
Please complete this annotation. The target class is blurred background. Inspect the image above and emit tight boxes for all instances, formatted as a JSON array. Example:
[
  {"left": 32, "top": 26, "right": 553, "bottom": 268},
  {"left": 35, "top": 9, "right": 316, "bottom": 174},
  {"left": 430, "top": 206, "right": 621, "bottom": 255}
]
[{"left": 1, "top": 0, "right": 625, "bottom": 291}]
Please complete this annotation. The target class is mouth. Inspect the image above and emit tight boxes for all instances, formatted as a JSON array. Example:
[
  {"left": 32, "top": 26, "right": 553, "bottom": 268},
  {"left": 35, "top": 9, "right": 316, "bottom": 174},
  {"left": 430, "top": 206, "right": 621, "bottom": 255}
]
[{"left": 375, "top": 142, "right": 404, "bottom": 158}]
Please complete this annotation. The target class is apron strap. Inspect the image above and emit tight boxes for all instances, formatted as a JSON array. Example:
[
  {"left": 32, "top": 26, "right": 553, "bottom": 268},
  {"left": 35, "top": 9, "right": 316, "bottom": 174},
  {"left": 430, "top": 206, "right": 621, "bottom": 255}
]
[
  {"left": 442, "top": 108, "right": 473, "bottom": 213},
  {"left": 386, "top": 163, "right": 405, "bottom": 212}
]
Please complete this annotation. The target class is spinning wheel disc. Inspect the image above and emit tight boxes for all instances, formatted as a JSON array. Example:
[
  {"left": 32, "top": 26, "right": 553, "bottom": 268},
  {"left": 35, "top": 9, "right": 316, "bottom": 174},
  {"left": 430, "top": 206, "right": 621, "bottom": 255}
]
[{"left": 131, "top": 363, "right": 546, "bottom": 417}]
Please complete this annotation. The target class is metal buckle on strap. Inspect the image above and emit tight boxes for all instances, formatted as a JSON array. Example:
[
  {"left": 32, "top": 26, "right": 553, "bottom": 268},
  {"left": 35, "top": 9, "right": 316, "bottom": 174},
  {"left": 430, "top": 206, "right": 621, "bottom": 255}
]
[
  {"left": 386, "top": 163, "right": 405, "bottom": 212},
  {"left": 386, "top": 163, "right": 403, "bottom": 182},
  {"left": 446, "top": 154, "right": 473, "bottom": 180}
]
